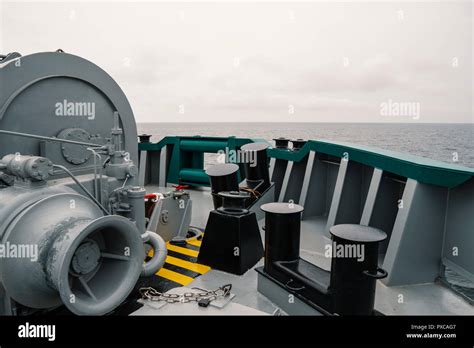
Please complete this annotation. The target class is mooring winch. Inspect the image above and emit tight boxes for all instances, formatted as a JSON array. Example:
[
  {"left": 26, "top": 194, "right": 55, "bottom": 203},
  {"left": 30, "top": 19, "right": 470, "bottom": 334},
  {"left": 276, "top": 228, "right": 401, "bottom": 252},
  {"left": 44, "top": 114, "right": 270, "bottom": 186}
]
[{"left": 0, "top": 51, "right": 166, "bottom": 315}]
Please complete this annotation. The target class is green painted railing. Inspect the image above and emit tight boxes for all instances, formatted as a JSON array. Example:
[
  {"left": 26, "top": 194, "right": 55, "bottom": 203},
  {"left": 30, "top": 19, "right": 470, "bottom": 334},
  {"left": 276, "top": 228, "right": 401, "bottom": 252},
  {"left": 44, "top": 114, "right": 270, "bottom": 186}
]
[
  {"left": 139, "top": 136, "right": 474, "bottom": 188},
  {"left": 139, "top": 135, "right": 265, "bottom": 186}
]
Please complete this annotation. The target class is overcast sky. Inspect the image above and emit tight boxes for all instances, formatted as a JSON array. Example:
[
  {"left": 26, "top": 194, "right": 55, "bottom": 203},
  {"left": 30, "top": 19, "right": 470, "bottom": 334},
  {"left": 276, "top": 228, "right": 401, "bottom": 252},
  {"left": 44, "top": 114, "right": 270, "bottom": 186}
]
[{"left": 1, "top": 1, "right": 472, "bottom": 123}]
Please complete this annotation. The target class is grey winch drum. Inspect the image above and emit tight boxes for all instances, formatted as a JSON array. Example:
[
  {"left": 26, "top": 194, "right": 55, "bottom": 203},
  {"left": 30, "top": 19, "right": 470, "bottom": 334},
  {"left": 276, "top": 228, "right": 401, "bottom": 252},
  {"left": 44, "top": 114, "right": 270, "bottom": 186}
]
[
  {"left": 0, "top": 192, "right": 145, "bottom": 315},
  {"left": 0, "top": 51, "right": 166, "bottom": 315},
  {"left": 0, "top": 51, "right": 139, "bottom": 168}
]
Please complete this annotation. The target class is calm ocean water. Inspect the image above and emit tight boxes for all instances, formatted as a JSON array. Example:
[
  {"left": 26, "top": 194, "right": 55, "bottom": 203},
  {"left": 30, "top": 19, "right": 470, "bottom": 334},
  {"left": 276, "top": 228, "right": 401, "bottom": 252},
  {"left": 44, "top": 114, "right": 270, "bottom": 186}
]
[{"left": 137, "top": 123, "right": 474, "bottom": 168}]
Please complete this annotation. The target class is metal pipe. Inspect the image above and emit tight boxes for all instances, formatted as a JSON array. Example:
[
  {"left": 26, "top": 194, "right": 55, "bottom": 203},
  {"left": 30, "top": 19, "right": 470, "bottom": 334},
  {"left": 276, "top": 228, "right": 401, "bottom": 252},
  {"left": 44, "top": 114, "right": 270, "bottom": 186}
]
[
  {"left": 53, "top": 164, "right": 109, "bottom": 215},
  {"left": 87, "top": 148, "right": 103, "bottom": 202},
  {"left": 89, "top": 149, "right": 99, "bottom": 199},
  {"left": 0, "top": 129, "right": 104, "bottom": 148}
]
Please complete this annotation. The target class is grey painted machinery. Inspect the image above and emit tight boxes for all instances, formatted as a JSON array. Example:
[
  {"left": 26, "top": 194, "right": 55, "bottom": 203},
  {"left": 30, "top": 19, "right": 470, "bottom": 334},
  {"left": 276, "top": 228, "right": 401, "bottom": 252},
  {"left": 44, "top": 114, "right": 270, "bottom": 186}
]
[{"left": 0, "top": 51, "right": 166, "bottom": 315}]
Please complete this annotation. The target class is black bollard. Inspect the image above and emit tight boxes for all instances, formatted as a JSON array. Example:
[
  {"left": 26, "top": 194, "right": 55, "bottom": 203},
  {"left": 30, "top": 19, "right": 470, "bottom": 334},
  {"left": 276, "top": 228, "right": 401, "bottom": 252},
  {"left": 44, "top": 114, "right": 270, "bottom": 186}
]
[
  {"left": 257, "top": 205, "right": 388, "bottom": 316},
  {"left": 240, "top": 142, "right": 271, "bottom": 193},
  {"left": 138, "top": 134, "right": 152, "bottom": 143},
  {"left": 205, "top": 163, "right": 240, "bottom": 209},
  {"left": 219, "top": 190, "right": 250, "bottom": 213},
  {"left": 260, "top": 202, "right": 304, "bottom": 273},
  {"left": 198, "top": 191, "right": 264, "bottom": 275},
  {"left": 273, "top": 137, "right": 291, "bottom": 149},
  {"left": 329, "top": 224, "right": 387, "bottom": 315},
  {"left": 291, "top": 139, "right": 307, "bottom": 151}
]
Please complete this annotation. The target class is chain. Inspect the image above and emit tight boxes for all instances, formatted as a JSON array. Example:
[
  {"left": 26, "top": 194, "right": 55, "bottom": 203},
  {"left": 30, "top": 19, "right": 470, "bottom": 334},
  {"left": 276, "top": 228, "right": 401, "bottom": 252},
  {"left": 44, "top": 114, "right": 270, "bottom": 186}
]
[{"left": 139, "top": 284, "right": 232, "bottom": 304}]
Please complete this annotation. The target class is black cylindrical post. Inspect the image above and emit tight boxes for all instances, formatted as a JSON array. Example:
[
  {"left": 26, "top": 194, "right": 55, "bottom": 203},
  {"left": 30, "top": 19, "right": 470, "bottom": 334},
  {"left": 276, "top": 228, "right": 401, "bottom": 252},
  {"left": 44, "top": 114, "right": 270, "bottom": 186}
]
[
  {"left": 261, "top": 202, "right": 304, "bottom": 273},
  {"left": 291, "top": 139, "right": 306, "bottom": 151},
  {"left": 138, "top": 134, "right": 151, "bottom": 143},
  {"left": 240, "top": 142, "right": 270, "bottom": 192},
  {"left": 329, "top": 224, "right": 387, "bottom": 315},
  {"left": 218, "top": 191, "right": 250, "bottom": 215},
  {"left": 273, "top": 137, "right": 291, "bottom": 149},
  {"left": 205, "top": 163, "right": 240, "bottom": 209}
]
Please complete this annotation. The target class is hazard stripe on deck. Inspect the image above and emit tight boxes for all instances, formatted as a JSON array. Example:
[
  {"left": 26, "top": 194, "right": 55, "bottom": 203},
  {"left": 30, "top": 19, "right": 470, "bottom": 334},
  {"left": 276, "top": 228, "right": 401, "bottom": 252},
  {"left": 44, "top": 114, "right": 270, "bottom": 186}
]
[
  {"left": 150, "top": 234, "right": 210, "bottom": 286},
  {"left": 166, "top": 243, "right": 199, "bottom": 257},
  {"left": 166, "top": 250, "right": 197, "bottom": 263},
  {"left": 162, "top": 263, "right": 200, "bottom": 279},
  {"left": 165, "top": 255, "right": 210, "bottom": 274},
  {"left": 186, "top": 239, "right": 202, "bottom": 247},
  {"left": 156, "top": 267, "right": 195, "bottom": 286}
]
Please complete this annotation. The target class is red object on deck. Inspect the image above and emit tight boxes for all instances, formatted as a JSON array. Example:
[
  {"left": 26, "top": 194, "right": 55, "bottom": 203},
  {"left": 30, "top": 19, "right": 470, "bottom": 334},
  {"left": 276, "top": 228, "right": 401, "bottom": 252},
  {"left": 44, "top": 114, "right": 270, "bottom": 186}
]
[{"left": 173, "top": 184, "right": 190, "bottom": 191}]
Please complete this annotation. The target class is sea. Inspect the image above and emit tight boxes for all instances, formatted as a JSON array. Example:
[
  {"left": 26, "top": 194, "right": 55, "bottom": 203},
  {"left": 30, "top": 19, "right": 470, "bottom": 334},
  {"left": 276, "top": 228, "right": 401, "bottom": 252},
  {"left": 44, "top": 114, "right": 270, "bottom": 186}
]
[{"left": 137, "top": 123, "right": 474, "bottom": 168}]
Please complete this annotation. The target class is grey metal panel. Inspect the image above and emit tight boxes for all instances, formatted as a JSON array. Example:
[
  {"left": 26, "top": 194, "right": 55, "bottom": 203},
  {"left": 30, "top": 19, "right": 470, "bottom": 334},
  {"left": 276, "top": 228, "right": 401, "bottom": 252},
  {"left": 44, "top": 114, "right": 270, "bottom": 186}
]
[
  {"left": 146, "top": 151, "right": 161, "bottom": 186},
  {"left": 325, "top": 162, "right": 340, "bottom": 215},
  {"left": 302, "top": 155, "right": 327, "bottom": 219},
  {"left": 333, "top": 161, "right": 373, "bottom": 226},
  {"left": 138, "top": 150, "right": 147, "bottom": 187},
  {"left": 298, "top": 151, "right": 316, "bottom": 208},
  {"left": 269, "top": 157, "right": 276, "bottom": 180},
  {"left": 302, "top": 154, "right": 340, "bottom": 219},
  {"left": 443, "top": 177, "right": 474, "bottom": 279},
  {"left": 278, "top": 161, "right": 293, "bottom": 202},
  {"left": 325, "top": 158, "right": 348, "bottom": 236},
  {"left": 367, "top": 174, "right": 406, "bottom": 254},
  {"left": 360, "top": 168, "right": 383, "bottom": 225},
  {"left": 271, "top": 159, "right": 288, "bottom": 200},
  {"left": 383, "top": 179, "right": 448, "bottom": 286},
  {"left": 159, "top": 146, "right": 167, "bottom": 187},
  {"left": 283, "top": 155, "right": 308, "bottom": 204},
  {"left": 249, "top": 185, "right": 275, "bottom": 221}
]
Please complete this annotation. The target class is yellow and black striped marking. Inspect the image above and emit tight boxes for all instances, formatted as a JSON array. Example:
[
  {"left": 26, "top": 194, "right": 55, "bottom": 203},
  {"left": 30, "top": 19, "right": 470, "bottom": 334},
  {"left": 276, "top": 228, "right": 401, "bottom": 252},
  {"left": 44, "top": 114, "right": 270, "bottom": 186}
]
[
  {"left": 146, "top": 233, "right": 211, "bottom": 293},
  {"left": 113, "top": 232, "right": 211, "bottom": 314}
]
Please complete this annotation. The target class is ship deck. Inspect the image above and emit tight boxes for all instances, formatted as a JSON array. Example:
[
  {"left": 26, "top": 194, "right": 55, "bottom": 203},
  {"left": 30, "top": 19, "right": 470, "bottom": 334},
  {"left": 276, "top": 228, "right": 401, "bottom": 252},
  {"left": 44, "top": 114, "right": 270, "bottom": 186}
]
[{"left": 141, "top": 184, "right": 473, "bottom": 316}]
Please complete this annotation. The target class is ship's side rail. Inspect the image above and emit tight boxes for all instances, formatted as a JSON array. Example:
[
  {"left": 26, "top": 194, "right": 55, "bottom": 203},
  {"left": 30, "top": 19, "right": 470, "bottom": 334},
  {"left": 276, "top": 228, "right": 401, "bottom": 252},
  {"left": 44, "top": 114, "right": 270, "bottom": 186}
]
[
  {"left": 138, "top": 135, "right": 261, "bottom": 187},
  {"left": 138, "top": 136, "right": 474, "bottom": 289}
]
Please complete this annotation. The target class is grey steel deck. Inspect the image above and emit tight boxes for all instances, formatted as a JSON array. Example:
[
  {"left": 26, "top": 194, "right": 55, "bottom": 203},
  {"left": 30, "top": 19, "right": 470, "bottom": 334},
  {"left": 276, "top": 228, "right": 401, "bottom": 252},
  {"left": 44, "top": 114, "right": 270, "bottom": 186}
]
[{"left": 145, "top": 184, "right": 473, "bottom": 315}]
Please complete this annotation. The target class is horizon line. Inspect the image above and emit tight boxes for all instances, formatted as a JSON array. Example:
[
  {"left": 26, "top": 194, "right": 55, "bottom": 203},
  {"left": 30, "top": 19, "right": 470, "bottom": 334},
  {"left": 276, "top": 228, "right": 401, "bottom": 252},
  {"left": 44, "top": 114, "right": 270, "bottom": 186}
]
[{"left": 137, "top": 121, "right": 474, "bottom": 124}]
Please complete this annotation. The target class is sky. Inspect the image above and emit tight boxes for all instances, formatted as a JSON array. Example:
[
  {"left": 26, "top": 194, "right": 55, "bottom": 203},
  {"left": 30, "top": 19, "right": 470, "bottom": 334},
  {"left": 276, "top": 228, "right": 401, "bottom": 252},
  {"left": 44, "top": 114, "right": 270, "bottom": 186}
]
[{"left": 0, "top": 0, "right": 472, "bottom": 123}]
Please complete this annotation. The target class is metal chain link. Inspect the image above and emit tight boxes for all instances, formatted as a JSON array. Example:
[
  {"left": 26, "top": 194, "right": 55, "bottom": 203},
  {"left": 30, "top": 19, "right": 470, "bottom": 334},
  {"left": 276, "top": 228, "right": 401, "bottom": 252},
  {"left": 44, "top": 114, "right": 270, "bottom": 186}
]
[{"left": 139, "top": 284, "right": 232, "bottom": 304}]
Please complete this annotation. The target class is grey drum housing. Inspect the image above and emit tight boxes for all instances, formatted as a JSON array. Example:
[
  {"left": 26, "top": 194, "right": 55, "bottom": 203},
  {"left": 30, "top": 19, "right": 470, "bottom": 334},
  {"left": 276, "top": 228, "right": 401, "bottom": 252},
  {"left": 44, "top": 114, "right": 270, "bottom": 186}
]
[{"left": 0, "top": 51, "right": 166, "bottom": 315}]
